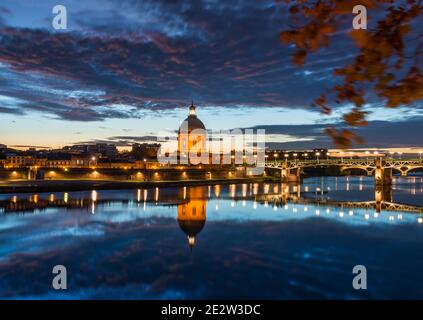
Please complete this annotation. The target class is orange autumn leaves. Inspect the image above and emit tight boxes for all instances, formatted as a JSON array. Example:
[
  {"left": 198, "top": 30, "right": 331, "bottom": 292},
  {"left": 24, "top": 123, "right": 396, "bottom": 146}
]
[{"left": 280, "top": 0, "right": 423, "bottom": 148}]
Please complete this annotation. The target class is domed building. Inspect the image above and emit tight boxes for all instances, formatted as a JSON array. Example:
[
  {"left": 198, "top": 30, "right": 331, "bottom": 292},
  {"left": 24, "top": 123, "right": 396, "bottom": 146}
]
[
  {"left": 177, "top": 186, "right": 207, "bottom": 250},
  {"left": 178, "top": 102, "right": 207, "bottom": 158}
]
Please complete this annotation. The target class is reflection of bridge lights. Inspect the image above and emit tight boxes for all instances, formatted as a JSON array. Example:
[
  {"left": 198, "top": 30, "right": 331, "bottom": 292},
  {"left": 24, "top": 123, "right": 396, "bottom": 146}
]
[
  {"left": 273, "top": 205, "right": 277, "bottom": 211},
  {"left": 137, "top": 189, "right": 141, "bottom": 202},
  {"left": 304, "top": 186, "right": 309, "bottom": 192},
  {"left": 365, "top": 214, "right": 370, "bottom": 219},
  {"left": 230, "top": 184, "right": 236, "bottom": 198},
  {"left": 253, "top": 201, "right": 257, "bottom": 209},
  {"left": 91, "top": 190, "right": 97, "bottom": 202},
  {"left": 315, "top": 210, "right": 320, "bottom": 216},
  {"left": 284, "top": 204, "right": 289, "bottom": 210},
  {"left": 183, "top": 187, "right": 187, "bottom": 200},
  {"left": 242, "top": 200, "right": 246, "bottom": 207},
  {"left": 389, "top": 215, "right": 395, "bottom": 221},
  {"left": 253, "top": 183, "right": 259, "bottom": 195},
  {"left": 214, "top": 185, "right": 221, "bottom": 198},
  {"left": 349, "top": 210, "right": 354, "bottom": 216},
  {"left": 264, "top": 201, "right": 268, "bottom": 207},
  {"left": 304, "top": 207, "right": 308, "bottom": 212},
  {"left": 293, "top": 207, "right": 297, "bottom": 213},
  {"left": 155, "top": 188, "right": 159, "bottom": 202},
  {"left": 418, "top": 218, "right": 423, "bottom": 224},
  {"left": 374, "top": 212, "right": 379, "bottom": 218},
  {"left": 64, "top": 192, "right": 69, "bottom": 203},
  {"left": 49, "top": 194, "right": 55, "bottom": 202},
  {"left": 231, "top": 201, "right": 235, "bottom": 207},
  {"left": 12, "top": 195, "right": 17, "bottom": 203},
  {"left": 339, "top": 211, "right": 344, "bottom": 217},
  {"left": 242, "top": 184, "right": 248, "bottom": 197},
  {"left": 326, "top": 209, "right": 330, "bottom": 214},
  {"left": 215, "top": 204, "right": 219, "bottom": 211},
  {"left": 397, "top": 214, "right": 403, "bottom": 220}
]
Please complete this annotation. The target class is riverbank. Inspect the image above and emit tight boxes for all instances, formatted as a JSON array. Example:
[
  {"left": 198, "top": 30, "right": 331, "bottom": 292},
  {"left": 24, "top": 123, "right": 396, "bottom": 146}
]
[{"left": 0, "top": 177, "right": 277, "bottom": 194}]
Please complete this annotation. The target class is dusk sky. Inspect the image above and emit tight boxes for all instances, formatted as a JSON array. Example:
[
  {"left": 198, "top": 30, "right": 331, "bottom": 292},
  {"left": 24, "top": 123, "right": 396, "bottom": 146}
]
[{"left": 0, "top": 0, "right": 422, "bottom": 149}]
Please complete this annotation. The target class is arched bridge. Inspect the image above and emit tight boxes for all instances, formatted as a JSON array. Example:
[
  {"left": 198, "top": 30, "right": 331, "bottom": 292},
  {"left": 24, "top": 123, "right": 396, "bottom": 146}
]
[{"left": 265, "top": 158, "right": 423, "bottom": 185}]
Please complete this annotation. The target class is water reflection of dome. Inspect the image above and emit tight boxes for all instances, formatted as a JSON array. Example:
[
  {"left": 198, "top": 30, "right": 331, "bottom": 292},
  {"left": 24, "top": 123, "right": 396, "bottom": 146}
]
[{"left": 177, "top": 186, "right": 207, "bottom": 250}]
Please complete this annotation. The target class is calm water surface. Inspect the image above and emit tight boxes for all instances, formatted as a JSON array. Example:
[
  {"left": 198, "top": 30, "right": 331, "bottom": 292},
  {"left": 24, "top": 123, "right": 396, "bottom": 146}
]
[{"left": 1, "top": 176, "right": 423, "bottom": 299}]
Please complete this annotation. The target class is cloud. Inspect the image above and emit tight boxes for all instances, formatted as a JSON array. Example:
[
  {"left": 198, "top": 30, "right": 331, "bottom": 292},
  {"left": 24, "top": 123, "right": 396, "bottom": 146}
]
[
  {"left": 0, "top": 0, "right": 357, "bottom": 122},
  {"left": 250, "top": 117, "right": 423, "bottom": 149}
]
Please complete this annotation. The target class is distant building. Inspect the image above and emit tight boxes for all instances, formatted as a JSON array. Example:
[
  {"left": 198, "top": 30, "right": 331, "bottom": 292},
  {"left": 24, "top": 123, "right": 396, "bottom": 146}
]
[
  {"left": 6, "top": 155, "right": 35, "bottom": 167},
  {"left": 131, "top": 143, "right": 161, "bottom": 161},
  {"left": 65, "top": 143, "right": 118, "bottom": 159}
]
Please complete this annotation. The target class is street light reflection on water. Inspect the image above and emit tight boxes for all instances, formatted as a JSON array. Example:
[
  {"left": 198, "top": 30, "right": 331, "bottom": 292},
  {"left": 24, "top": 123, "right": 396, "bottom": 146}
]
[{"left": 0, "top": 176, "right": 423, "bottom": 299}]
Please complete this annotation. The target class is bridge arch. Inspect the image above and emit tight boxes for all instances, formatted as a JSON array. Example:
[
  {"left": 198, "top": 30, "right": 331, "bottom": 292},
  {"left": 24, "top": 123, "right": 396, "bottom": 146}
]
[
  {"left": 340, "top": 166, "right": 372, "bottom": 176},
  {"left": 406, "top": 167, "right": 423, "bottom": 175}
]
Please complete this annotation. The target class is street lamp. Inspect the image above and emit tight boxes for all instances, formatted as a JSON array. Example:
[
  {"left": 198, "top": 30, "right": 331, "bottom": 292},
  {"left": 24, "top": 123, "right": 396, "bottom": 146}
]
[
  {"left": 315, "top": 152, "right": 320, "bottom": 163},
  {"left": 274, "top": 153, "right": 278, "bottom": 164},
  {"left": 398, "top": 151, "right": 403, "bottom": 159},
  {"left": 349, "top": 152, "right": 354, "bottom": 160},
  {"left": 389, "top": 151, "right": 395, "bottom": 159},
  {"left": 419, "top": 151, "right": 422, "bottom": 160},
  {"left": 293, "top": 153, "right": 298, "bottom": 164},
  {"left": 340, "top": 151, "right": 344, "bottom": 163},
  {"left": 365, "top": 151, "right": 370, "bottom": 160}
]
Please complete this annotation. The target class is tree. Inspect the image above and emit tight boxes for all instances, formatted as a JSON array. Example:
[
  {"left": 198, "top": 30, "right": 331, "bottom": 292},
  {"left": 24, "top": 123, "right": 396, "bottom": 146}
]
[{"left": 280, "top": 0, "right": 423, "bottom": 148}]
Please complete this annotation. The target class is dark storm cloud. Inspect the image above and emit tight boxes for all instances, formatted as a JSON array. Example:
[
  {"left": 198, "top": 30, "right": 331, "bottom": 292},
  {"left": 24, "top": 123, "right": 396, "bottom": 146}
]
[{"left": 0, "top": 0, "right": 354, "bottom": 121}]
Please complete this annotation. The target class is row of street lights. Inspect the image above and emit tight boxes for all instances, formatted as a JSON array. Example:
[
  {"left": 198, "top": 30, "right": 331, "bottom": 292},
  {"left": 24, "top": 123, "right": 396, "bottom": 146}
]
[
  {"left": 266, "top": 150, "right": 423, "bottom": 163},
  {"left": 266, "top": 152, "right": 328, "bottom": 164}
]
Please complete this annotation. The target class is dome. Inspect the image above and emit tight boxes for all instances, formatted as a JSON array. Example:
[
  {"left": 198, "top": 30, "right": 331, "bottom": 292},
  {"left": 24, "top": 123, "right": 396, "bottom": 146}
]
[
  {"left": 178, "top": 102, "right": 206, "bottom": 134},
  {"left": 177, "top": 219, "right": 206, "bottom": 237}
]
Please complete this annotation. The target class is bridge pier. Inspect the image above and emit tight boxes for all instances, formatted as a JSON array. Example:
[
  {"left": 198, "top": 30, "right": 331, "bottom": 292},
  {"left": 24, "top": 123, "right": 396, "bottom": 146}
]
[
  {"left": 281, "top": 164, "right": 300, "bottom": 183},
  {"left": 375, "top": 185, "right": 393, "bottom": 213},
  {"left": 374, "top": 158, "right": 392, "bottom": 187}
]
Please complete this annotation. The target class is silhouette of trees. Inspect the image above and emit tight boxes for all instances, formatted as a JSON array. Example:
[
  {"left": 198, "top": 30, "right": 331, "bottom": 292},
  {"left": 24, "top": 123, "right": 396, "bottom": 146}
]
[{"left": 280, "top": 0, "right": 423, "bottom": 148}]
